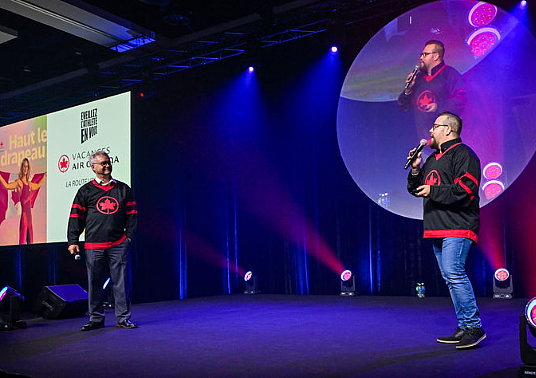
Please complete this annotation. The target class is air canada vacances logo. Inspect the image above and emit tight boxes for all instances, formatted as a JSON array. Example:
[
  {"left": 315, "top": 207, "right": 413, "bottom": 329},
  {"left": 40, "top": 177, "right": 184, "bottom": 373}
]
[{"left": 58, "top": 155, "right": 70, "bottom": 173}]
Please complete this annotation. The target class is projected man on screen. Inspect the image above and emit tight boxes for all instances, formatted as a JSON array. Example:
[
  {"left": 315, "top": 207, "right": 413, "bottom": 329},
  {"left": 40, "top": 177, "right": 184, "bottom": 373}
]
[
  {"left": 398, "top": 40, "right": 466, "bottom": 132},
  {"left": 0, "top": 158, "right": 46, "bottom": 244},
  {"left": 407, "top": 112, "right": 485, "bottom": 349},
  {"left": 67, "top": 150, "right": 138, "bottom": 331}
]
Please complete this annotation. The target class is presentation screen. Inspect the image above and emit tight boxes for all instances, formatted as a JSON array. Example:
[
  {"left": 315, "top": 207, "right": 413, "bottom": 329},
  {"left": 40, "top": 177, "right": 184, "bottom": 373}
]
[
  {"left": 337, "top": 0, "right": 536, "bottom": 219},
  {"left": 0, "top": 92, "right": 131, "bottom": 246}
]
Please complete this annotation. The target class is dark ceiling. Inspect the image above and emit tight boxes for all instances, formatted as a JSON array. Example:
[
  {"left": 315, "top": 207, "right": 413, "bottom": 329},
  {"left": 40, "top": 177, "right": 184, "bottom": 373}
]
[
  {"left": 0, "top": 0, "right": 524, "bottom": 123},
  {"left": 0, "top": 0, "right": 296, "bottom": 95}
]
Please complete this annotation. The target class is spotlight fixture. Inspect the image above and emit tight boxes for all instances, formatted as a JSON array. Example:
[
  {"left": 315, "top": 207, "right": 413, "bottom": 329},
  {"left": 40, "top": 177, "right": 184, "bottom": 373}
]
[
  {"left": 493, "top": 268, "right": 513, "bottom": 299},
  {"left": 0, "top": 286, "right": 27, "bottom": 331},
  {"left": 244, "top": 271, "right": 259, "bottom": 295},
  {"left": 482, "top": 179, "right": 504, "bottom": 200},
  {"left": 340, "top": 269, "right": 355, "bottom": 296},
  {"left": 483, "top": 162, "right": 503, "bottom": 180},
  {"left": 468, "top": 2, "right": 498, "bottom": 27},
  {"left": 519, "top": 297, "right": 536, "bottom": 376},
  {"left": 330, "top": 46, "right": 338, "bottom": 53},
  {"left": 466, "top": 27, "right": 501, "bottom": 57}
]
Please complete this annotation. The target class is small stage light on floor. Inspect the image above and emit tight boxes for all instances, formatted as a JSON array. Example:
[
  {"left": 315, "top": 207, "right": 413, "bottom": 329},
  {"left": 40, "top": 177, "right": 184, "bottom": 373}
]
[
  {"left": 519, "top": 297, "right": 536, "bottom": 377},
  {"left": 340, "top": 269, "right": 355, "bottom": 297},
  {"left": 244, "top": 271, "right": 259, "bottom": 295},
  {"left": 0, "top": 286, "right": 27, "bottom": 331},
  {"left": 493, "top": 268, "right": 513, "bottom": 299}
]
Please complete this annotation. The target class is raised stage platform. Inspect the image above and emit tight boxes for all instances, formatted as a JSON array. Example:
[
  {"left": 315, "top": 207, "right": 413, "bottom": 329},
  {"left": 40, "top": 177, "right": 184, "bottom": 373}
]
[{"left": 0, "top": 295, "right": 530, "bottom": 378}]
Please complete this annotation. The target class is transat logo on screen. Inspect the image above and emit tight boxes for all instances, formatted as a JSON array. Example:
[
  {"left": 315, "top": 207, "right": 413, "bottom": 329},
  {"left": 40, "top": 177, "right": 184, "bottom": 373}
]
[{"left": 80, "top": 108, "right": 98, "bottom": 144}]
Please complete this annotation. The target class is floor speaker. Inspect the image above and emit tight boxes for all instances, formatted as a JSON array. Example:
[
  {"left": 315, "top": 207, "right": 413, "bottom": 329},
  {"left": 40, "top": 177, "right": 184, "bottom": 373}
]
[{"left": 34, "top": 284, "right": 88, "bottom": 319}]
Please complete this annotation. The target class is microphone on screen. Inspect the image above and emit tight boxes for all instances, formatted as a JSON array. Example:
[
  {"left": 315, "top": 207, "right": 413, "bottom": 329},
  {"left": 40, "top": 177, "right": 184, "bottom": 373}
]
[
  {"left": 74, "top": 253, "right": 81, "bottom": 261},
  {"left": 404, "top": 65, "right": 420, "bottom": 90},
  {"left": 404, "top": 139, "right": 429, "bottom": 170}
]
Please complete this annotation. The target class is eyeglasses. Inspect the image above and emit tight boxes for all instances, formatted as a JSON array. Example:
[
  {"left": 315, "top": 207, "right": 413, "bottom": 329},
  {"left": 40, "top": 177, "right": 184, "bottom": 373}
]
[
  {"left": 431, "top": 123, "right": 449, "bottom": 130},
  {"left": 94, "top": 160, "right": 112, "bottom": 167},
  {"left": 419, "top": 52, "right": 436, "bottom": 57}
]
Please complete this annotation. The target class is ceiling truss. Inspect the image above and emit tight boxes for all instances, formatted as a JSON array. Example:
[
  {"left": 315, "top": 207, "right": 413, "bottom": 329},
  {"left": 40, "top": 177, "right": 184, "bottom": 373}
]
[{"left": 0, "top": 0, "right": 430, "bottom": 124}]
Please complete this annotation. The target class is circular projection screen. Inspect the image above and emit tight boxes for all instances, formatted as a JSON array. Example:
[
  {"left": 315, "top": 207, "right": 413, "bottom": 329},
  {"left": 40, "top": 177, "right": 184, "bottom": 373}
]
[{"left": 337, "top": 0, "right": 536, "bottom": 219}]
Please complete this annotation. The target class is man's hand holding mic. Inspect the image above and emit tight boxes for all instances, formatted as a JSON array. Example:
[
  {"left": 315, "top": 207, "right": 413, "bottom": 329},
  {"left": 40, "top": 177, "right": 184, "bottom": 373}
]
[
  {"left": 407, "top": 145, "right": 430, "bottom": 197},
  {"left": 404, "top": 65, "right": 420, "bottom": 94},
  {"left": 68, "top": 244, "right": 81, "bottom": 260}
]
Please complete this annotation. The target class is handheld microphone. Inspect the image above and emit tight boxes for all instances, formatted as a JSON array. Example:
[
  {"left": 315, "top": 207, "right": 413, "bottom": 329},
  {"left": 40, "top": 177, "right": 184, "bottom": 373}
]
[
  {"left": 404, "top": 65, "right": 420, "bottom": 90},
  {"left": 404, "top": 139, "right": 429, "bottom": 170},
  {"left": 74, "top": 253, "right": 81, "bottom": 261}
]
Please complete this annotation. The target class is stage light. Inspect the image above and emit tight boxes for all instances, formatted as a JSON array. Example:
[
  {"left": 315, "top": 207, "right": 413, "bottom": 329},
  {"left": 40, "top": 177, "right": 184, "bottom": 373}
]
[
  {"left": 340, "top": 269, "right": 355, "bottom": 296},
  {"left": 248, "top": 66, "right": 255, "bottom": 73},
  {"left": 493, "top": 268, "right": 513, "bottom": 299},
  {"left": 244, "top": 271, "right": 259, "bottom": 294},
  {"left": 330, "top": 46, "right": 338, "bottom": 53},
  {"left": 0, "top": 286, "right": 27, "bottom": 331},
  {"left": 466, "top": 27, "right": 501, "bottom": 57},
  {"left": 527, "top": 298, "right": 536, "bottom": 329},
  {"left": 468, "top": 2, "right": 498, "bottom": 27},
  {"left": 482, "top": 179, "right": 504, "bottom": 200},
  {"left": 483, "top": 162, "right": 503, "bottom": 180},
  {"left": 519, "top": 297, "right": 536, "bottom": 376}
]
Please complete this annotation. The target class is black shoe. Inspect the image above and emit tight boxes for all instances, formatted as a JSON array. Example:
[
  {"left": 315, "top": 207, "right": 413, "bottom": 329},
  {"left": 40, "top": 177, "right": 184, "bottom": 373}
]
[
  {"left": 456, "top": 327, "right": 486, "bottom": 349},
  {"left": 80, "top": 321, "right": 104, "bottom": 331},
  {"left": 116, "top": 319, "right": 137, "bottom": 329},
  {"left": 437, "top": 327, "right": 465, "bottom": 344}
]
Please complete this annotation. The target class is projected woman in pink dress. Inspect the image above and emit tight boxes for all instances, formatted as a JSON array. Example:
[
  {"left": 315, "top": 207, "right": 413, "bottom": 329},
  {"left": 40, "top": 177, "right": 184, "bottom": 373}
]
[{"left": 0, "top": 158, "right": 46, "bottom": 244}]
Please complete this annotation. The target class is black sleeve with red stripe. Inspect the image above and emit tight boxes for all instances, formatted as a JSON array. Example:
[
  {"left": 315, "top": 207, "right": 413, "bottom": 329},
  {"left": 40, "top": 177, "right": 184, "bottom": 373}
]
[{"left": 124, "top": 187, "right": 137, "bottom": 239}]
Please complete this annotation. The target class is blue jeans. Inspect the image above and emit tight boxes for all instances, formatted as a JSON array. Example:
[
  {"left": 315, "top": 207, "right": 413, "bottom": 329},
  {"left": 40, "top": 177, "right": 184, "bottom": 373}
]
[
  {"left": 85, "top": 240, "right": 131, "bottom": 323},
  {"left": 433, "top": 237, "right": 482, "bottom": 329}
]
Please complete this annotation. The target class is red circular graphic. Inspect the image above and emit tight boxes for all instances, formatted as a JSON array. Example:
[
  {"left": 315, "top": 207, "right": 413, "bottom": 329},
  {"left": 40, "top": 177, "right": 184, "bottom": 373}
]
[
  {"left": 416, "top": 90, "right": 437, "bottom": 112},
  {"left": 96, "top": 196, "right": 119, "bottom": 214},
  {"left": 58, "top": 155, "right": 70, "bottom": 173}
]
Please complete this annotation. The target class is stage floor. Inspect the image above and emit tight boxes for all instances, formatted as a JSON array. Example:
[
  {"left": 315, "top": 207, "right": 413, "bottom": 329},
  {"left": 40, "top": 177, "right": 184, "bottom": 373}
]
[{"left": 0, "top": 294, "right": 529, "bottom": 378}]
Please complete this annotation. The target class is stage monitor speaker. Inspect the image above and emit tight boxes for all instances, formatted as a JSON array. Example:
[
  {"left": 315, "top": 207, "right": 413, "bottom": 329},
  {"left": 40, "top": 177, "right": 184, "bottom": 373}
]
[{"left": 34, "top": 284, "right": 88, "bottom": 319}]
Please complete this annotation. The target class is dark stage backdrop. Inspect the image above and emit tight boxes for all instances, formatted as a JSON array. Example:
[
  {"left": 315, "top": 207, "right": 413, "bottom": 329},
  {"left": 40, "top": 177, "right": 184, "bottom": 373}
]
[{"left": 1, "top": 6, "right": 535, "bottom": 309}]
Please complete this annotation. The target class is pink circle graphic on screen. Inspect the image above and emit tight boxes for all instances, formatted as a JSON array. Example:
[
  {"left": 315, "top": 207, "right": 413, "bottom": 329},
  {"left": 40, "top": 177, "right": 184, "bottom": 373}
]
[{"left": 468, "top": 2, "right": 497, "bottom": 27}]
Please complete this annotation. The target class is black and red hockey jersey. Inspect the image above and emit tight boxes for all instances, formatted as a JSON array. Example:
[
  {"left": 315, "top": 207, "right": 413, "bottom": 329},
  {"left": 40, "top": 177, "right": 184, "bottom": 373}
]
[
  {"left": 68, "top": 179, "right": 137, "bottom": 249},
  {"left": 398, "top": 62, "right": 466, "bottom": 132},
  {"left": 407, "top": 138, "right": 480, "bottom": 243}
]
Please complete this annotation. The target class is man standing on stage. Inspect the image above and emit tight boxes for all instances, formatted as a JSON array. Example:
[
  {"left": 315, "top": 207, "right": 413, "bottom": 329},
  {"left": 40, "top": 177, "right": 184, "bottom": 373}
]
[
  {"left": 407, "top": 111, "right": 485, "bottom": 349},
  {"left": 68, "top": 150, "right": 138, "bottom": 331},
  {"left": 398, "top": 40, "right": 466, "bottom": 133}
]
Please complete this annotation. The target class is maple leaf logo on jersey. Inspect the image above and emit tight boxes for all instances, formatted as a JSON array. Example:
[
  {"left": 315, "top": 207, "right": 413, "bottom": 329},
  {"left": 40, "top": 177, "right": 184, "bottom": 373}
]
[
  {"left": 96, "top": 196, "right": 119, "bottom": 215},
  {"left": 425, "top": 170, "right": 441, "bottom": 186},
  {"left": 416, "top": 90, "right": 437, "bottom": 112}
]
